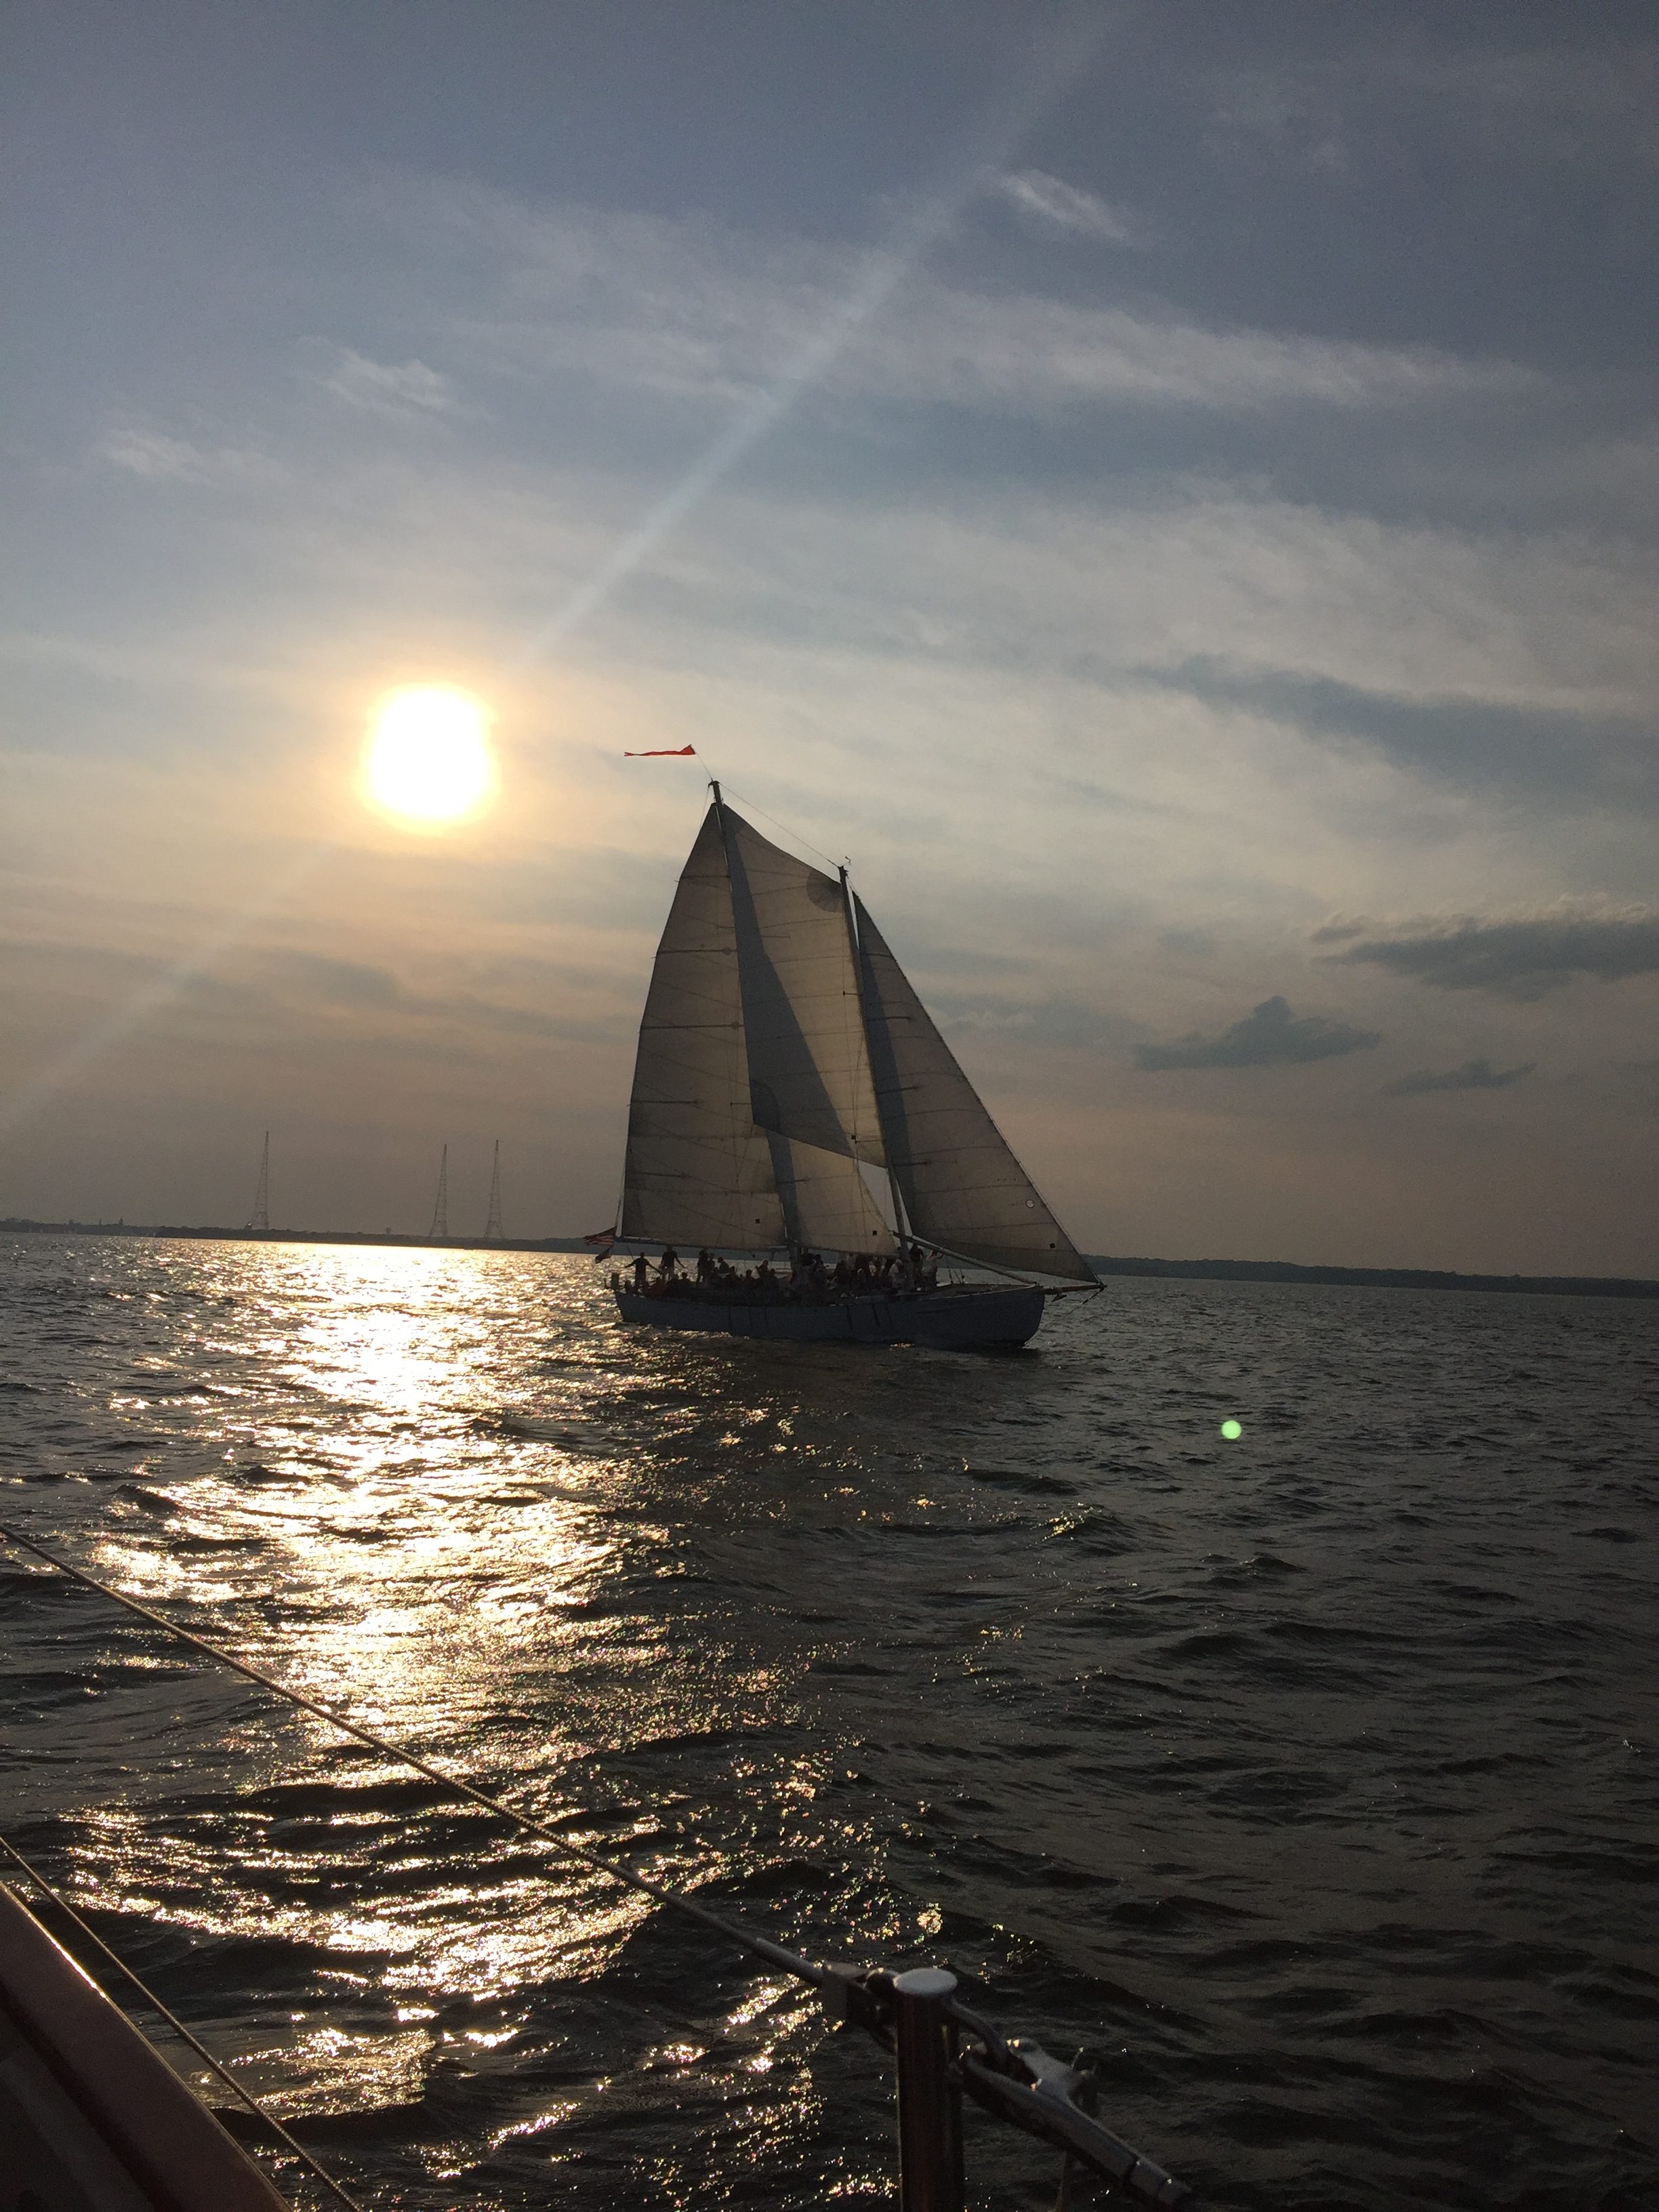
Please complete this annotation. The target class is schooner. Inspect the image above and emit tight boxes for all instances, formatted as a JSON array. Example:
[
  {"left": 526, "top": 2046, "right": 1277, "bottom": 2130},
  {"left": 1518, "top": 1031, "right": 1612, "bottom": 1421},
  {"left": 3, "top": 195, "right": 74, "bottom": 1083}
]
[{"left": 609, "top": 786, "right": 1097, "bottom": 1348}]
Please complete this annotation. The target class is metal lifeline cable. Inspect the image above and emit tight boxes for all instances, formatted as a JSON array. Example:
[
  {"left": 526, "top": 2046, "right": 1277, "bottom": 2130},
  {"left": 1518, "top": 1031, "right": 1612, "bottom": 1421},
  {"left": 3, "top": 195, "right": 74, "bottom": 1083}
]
[
  {"left": 0, "top": 1524, "right": 829, "bottom": 1992},
  {"left": 0, "top": 1828, "right": 364, "bottom": 2212}
]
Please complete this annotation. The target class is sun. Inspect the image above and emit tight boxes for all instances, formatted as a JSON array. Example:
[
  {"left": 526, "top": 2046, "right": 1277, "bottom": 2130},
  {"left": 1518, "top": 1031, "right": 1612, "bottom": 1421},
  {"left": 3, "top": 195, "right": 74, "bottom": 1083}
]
[{"left": 363, "top": 686, "right": 497, "bottom": 827}]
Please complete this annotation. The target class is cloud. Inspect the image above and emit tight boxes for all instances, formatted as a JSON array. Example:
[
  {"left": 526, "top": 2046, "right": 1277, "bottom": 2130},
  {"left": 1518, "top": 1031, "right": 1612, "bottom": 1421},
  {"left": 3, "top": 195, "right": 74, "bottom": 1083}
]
[
  {"left": 306, "top": 344, "right": 457, "bottom": 417},
  {"left": 1209, "top": 45, "right": 1659, "bottom": 184},
  {"left": 380, "top": 180, "right": 1530, "bottom": 419},
  {"left": 99, "top": 428, "right": 277, "bottom": 486},
  {"left": 1214, "top": 46, "right": 1659, "bottom": 170},
  {"left": 930, "top": 990, "right": 1147, "bottom": 1054},
  {"left": 1331, "top": 912, "right": 1659, "bottom": 998},
  {"left": 1145, "top": 658, "right": 1659, "bottom": 806},
  {"left": 991, "top": 169, "right": 1143, "bottom": 245},
  {"left": 272, "top": 951, "right": 401, "bottom": 1008},
  {"left": 1135, "top": 994, "right": 1381, "bottom": 1071},
  {"left": 1383, "top": 1057, "right": 1536, "bottom": 1096},
  {"left": 1210, "top": 70, "right": 1347, "bottom": 174},
  {"left": 258, "top": 949, "right": 623, "bottom": 1044},
  {"left": 863, "top": 295, "right": 1513, "bottom": 416}
]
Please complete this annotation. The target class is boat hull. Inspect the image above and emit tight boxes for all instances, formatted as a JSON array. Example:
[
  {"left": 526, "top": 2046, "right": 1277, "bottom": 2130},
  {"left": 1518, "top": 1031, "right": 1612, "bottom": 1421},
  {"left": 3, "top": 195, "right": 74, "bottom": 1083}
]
[{"left": 614, "top": 1284, "right": 1046, "bottom": 1349}]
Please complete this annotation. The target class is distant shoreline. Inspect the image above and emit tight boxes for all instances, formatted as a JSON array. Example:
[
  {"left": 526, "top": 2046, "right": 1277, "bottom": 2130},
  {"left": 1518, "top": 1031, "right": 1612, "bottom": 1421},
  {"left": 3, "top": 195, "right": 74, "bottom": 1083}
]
[
  {"left": 3, "top": 1218, "right": 1656, "bottom": 1299},
  {"left": 1086, "top": 1254, "right": 1659, "bottom": 1301}
]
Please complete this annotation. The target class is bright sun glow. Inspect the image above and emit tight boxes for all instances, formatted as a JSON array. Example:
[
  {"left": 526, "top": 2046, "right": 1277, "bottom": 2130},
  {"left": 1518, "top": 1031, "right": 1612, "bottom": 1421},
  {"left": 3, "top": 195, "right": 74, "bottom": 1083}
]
[{"left": 363, "top": 687, "right": 497, "bottom": 827}]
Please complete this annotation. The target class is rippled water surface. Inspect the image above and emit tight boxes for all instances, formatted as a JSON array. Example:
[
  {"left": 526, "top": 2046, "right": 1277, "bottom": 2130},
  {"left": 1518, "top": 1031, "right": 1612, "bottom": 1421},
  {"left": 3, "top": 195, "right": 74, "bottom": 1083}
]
[{"left": 1, "top": 1234, "right": 1656, "bottom": 2210}]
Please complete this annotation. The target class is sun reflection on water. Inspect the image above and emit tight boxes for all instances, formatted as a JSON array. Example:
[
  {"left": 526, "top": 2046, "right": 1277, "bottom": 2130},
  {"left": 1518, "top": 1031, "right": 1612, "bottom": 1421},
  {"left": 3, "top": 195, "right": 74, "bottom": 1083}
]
[{"left": 3, "top": 1236, "right": 1021, "bottom": 2203}]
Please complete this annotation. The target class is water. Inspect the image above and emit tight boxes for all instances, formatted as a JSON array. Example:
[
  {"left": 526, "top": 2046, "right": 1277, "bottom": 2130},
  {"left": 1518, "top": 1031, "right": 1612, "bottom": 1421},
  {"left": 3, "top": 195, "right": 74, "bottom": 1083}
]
[{"left": 1, "top": 1234, "right": 1656, "bottom": 2211}]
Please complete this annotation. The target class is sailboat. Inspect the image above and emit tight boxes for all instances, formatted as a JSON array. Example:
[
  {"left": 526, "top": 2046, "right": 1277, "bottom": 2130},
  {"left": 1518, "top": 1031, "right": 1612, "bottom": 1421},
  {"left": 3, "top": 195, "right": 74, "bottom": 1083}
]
[{"left": 609, "top": 786, "right": 1097, "bottom": 1349}]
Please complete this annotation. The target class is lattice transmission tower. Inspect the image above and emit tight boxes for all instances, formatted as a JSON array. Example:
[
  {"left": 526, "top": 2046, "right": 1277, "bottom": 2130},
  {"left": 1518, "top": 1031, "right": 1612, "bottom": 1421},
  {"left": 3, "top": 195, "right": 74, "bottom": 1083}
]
[
  {"left": 483, "top": 1139, "right": 504, "bottom": 1241},
  {"left": 246, "top": 1132, "right": 270, "bottom": 1234},
  {"left": 428, "top": 1144, "right": 449, "bottom": 1240}
]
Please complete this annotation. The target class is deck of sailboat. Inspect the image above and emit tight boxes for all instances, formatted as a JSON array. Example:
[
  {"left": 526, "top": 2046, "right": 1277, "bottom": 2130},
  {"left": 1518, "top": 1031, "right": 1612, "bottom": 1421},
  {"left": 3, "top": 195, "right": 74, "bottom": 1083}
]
[{"left": 615, "top": 1280, "right": 1046, "bottom": 1347}]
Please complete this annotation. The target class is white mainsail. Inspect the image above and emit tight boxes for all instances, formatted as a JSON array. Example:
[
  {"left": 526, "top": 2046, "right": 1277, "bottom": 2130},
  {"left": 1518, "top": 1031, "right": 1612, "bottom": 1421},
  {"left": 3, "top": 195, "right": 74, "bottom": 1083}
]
[
  {"left": 621, "top": 800, "right": 891, "bottom": 1254},
  {"left": 618, "top": 794, "right": 1091, "bottom": 1281},
  {"left": 853, "top": 896, "right": 1095, "bottom": 1283},
  {"left": 619, "top": 806, "right": 787, "bottom": 1250}
]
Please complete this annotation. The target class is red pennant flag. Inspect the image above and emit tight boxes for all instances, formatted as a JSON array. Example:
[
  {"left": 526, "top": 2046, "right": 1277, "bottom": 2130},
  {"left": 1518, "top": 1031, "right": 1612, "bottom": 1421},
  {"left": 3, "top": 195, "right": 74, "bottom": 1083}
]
[{"left": 623, "top": 744, "right": 696, "bottom": 756}]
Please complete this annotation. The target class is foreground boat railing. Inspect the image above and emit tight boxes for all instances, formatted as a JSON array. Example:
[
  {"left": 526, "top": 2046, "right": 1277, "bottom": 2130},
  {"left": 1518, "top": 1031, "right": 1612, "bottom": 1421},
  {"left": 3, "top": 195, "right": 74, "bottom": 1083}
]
[
  {"left": 2, "top": 1523, "right": 1192, "bottom": 2209},
  {"left": 820, "top": 1963, "right": 1191, "bottom": 2209}
]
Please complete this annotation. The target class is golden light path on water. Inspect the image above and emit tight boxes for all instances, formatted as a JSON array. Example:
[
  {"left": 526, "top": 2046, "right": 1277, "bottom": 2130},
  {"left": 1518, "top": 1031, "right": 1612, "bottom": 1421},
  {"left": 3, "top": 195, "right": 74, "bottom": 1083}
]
[{"left": 47, "top": 1244, "right": 862, "bottom": 2188}]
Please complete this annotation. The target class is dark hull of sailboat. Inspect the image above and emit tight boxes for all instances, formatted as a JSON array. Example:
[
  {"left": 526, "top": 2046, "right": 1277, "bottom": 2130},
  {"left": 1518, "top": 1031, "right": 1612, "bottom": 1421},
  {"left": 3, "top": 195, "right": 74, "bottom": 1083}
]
[{"left": 614, "top": 1284, "right": 1046, "bottom": 1349}]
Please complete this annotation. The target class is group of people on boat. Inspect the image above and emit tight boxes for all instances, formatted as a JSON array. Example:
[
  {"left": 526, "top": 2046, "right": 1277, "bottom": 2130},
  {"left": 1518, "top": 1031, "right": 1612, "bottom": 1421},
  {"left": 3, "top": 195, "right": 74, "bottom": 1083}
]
[{"left": 617, "top": 1242, "right": 941, "bottom": 1305}]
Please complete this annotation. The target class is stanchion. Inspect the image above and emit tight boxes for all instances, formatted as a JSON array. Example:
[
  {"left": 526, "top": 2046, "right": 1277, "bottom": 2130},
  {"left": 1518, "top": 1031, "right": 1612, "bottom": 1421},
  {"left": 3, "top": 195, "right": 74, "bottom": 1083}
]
[{"left": 891, "top": 1967, "right": 964, "bottom": 2212}]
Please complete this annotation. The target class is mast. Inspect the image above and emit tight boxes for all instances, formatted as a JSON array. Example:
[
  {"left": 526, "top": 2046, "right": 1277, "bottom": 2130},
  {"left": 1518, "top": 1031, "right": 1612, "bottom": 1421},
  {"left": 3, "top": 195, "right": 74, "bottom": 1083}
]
[{"left": 842, "top": 865, "right": 909, "bottom": 1249}]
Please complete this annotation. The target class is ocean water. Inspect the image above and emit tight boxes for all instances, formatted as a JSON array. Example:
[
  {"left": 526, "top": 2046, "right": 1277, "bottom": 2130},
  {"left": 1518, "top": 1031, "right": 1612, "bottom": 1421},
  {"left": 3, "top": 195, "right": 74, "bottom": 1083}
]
[{"left": 1, "top": 1233, "right": 1655, "bottom": 2212}]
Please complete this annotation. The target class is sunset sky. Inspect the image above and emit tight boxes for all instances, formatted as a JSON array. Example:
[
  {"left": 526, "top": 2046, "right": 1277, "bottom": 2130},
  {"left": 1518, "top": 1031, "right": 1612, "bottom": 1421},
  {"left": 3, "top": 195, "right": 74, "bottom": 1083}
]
[{"left": 4, "top": 2, "right": 1657, "bottom": 1273}]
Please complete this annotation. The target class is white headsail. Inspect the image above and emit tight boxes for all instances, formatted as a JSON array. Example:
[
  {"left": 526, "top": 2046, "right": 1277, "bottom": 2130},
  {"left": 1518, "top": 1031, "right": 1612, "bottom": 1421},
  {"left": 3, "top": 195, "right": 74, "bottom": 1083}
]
[
  {"left": 765, "top": 1130, "right": 894, "bottom": 1254},
  {"left": 853, "top": 896, "right": 1096, "bottom": 1283},
  {"left": 722, "top": 811, "right": 885, "bottom": 1166}
]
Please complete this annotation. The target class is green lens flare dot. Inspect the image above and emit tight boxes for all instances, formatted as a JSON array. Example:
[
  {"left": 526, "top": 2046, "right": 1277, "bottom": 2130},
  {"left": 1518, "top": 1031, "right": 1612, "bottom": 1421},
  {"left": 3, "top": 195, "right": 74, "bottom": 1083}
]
[{"left": 1220, "top": 1418, "right": 1243, "bottom": 1441}]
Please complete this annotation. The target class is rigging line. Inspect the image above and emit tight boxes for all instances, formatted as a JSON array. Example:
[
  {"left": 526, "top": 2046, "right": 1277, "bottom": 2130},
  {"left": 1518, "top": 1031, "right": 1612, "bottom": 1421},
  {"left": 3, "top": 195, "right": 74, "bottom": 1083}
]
[
  {"left": 909, "top": 1236, "right": 1042, "bottom": 1288},
  {"left": 712, "top": 782, "right": 847, "bottom": 878},
  {"left": 0, "top": 1829, "right": 364, "bottom": 2212},
  {"left": 0, "top": 1525, "right": 827, "bottom": 1996}
]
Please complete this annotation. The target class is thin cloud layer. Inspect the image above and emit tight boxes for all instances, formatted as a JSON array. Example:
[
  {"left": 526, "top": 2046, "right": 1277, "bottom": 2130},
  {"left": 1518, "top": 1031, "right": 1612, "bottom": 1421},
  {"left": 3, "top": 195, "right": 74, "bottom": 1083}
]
[
  {"left": 1383, "top": 1057, "right": 1535, "bottom": 1096},
  {"left": 387, "top": 181, "right": 1529, "bottom": 419},
  {"left": 100, "top": 428, "right": 278, "bottom": 487},
  {"left": 1333, "top": 913, "right": 1659, "bottom": 997},
  {"left": 991, "top": 169, "right": 1143, "bottom": 245},
  {"left": 306, "top": 344, "right": 458, "bottom": 418},
  {"left": 1149, "top": 658, "right": 1658, "bottom": 806},
  {"left": 1136, "top": 994, "right": 1382, "bottom": 1071}
]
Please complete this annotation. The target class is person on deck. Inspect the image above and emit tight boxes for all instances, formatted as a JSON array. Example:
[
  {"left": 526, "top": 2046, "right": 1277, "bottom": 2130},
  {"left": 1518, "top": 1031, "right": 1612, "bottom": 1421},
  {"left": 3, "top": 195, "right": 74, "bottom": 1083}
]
[
  {"left": 658, "top": 1246, "right": 680, "bottom": 1282},
  {"left": 631, "top": 1252, "right": 650, "bottom": 1292}
]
